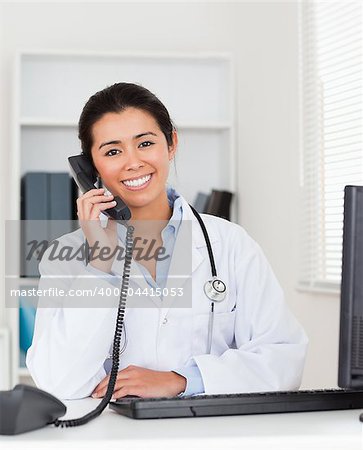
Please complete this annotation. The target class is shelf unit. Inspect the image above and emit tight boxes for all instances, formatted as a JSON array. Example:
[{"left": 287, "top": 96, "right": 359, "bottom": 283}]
[{"left": 6, "top": 50, "right": 236, "bottom": 387}]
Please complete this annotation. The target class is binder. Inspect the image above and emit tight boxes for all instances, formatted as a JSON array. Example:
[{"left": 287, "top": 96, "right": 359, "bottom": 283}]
[
  {"left": 193, "top": 192, "right": 210, "bottom": 213},
  {"left": 20, "top": 172, "right": 76, "bottom": 277},
  {"left": 49, "top": 173, "right": 76, "bottom": 242},
  {"left": 205, "top": 189, "right": 233, "bottom": 221},
  {"left": 20, "top": 173, "right": 49, "bottom": 277}
]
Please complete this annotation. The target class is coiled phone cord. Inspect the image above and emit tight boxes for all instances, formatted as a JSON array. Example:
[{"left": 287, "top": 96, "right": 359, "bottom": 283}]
[{"left": 53, "top": 225, "right": 135, "bottom": 428}]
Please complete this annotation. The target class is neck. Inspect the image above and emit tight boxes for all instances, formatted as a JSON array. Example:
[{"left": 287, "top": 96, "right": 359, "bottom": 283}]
[
  {"left": 129, "top": 191, "right": 172, "bottom": 221},
  {"left": 128, "top": 190, "right": 172, "bottom": 235}
]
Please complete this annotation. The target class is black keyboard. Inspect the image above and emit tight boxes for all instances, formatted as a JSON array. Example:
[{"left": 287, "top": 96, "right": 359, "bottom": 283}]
[{"left": 109, "top": 388, "right": 363, "bottom": 419}]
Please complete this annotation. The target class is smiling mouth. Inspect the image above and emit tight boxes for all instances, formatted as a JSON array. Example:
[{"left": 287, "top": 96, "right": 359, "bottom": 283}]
[{"left": 121, "top": 173, "right": 152, "bottom": 188}]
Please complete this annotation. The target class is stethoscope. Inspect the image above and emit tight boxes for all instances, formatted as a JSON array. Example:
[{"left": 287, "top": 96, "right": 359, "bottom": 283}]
[
  {"left": 189, "top": 205, "right": 227, "bottom": 354},
  {"left": 86, "top": 204, "right": 228, "bottom": 355}
]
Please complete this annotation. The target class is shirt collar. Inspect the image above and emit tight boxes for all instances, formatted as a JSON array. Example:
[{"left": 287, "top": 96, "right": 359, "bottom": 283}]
[
  {"left": 115, "top": 186, "right": 183, "bottom": 240},
  {"left": 164, "top": 186, "right": 183, "bottom": 237}
]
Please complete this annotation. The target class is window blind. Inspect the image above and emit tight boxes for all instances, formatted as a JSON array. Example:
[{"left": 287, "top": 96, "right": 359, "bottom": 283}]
[{"left": 299, "top": 1, "right": 362, "bottom": 292}]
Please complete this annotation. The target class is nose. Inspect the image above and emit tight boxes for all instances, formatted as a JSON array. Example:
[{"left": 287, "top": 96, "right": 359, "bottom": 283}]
[{"left": 124, "top": 150, "right": 144, "bottom": 171}]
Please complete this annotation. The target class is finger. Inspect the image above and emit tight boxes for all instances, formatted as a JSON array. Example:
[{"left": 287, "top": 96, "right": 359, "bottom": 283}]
[
  {"left": 78, "top": 190, "right": 112, "bottom": 219},
  {"left": 89, "top": 200, "right": 117, "bottom": 220},
  {"left": 81, "top": 188, "right": 105, "bottom": 199},
  {"left": 93, "top": 374, "right": 110, "bottom": 393},
  {"left": 93, "top": 370, "right": 131, "bottom": 396},
  {"left": 84, "top": 194, "right": 115, "bottom": 205},
  {"left": 96, "top": 377, "right": 110, "bottom": 393},
  {"left": 83, "top": 196, "right": 115, "bottom": 219},
  {"left": 111, "top": 386, "right": 137, "bottom": 400},
  {"left": 81, "top": 199, "right": 117, "bottom": 222},
  {"left": 93, "top": 381, "right": 120, "bottom": 399},
  {"left": 77, "top": 190, "right": 106, "bottom": 220},
  {"left": 98, "top": 378, "right": 132, "bottom": 399},
  {"left": 98, "top": 371, "right": 131, "bottom": 393}
]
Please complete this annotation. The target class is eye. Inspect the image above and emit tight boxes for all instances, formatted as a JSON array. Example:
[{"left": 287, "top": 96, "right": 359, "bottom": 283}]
[
  {"left": 139, "top": 141, "right": 154, "bottom": 148},
  {"left": 105, "top": 149, "right": 121, "bottom": 157}
]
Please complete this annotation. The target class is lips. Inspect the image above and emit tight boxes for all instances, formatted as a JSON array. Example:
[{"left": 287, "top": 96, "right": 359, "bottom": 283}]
[{"left": 121, "top": 173, "right": 153, "bottom": 191}]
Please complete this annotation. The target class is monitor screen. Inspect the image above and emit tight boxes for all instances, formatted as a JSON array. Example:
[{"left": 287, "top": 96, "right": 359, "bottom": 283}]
[{"left": 338, "top": 185, "right": 363, "bottom": 388}]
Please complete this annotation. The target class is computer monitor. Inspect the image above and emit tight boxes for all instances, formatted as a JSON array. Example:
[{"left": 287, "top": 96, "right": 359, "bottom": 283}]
[{"left": 338, "top": 185, "right": 363, "bottom": 388}]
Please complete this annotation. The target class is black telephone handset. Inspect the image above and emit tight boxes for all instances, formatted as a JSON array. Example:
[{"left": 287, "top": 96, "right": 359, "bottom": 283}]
[
  {"left": 0, "top": 156, "right": 134, "bottom": 435},
  {"left": 68, "top": 155, "right": 131, "bottom": 221}
]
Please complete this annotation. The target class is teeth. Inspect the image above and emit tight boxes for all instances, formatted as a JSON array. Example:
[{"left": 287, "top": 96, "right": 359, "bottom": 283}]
[{"left": 122, "top": 174, "right": 151, "bottom": 187}]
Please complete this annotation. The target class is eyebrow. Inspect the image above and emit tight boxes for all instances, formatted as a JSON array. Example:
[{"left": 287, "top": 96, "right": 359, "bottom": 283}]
[{"left": 98, "top": 132, "right": 158, "bottom": 150}]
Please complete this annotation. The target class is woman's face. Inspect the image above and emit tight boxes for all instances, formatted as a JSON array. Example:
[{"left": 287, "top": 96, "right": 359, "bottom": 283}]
[{"left": 90, "top": 107, "right": 177, "bottom": 210}]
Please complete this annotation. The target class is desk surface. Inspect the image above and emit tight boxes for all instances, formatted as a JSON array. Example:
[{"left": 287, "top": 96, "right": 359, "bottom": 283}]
[{"left": 1, "top": 398, "right": 362, "bottom": 450}]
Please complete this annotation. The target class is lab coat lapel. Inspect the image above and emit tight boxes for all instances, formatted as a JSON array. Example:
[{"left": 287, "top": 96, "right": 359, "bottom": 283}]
[
  {"left": 128, "top": 258, "right": 163, "bottom": 309},
  {"left": 161, "top": 198, "right": 217, "bottom": 313},
  {"left": 161, "top": 218, "right": 201, "bottom": 308}
]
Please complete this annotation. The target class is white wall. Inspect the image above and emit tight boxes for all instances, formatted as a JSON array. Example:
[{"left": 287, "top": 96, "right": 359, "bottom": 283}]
[{"left": 0, "top": 1, "right": 339, "bottom": 388}]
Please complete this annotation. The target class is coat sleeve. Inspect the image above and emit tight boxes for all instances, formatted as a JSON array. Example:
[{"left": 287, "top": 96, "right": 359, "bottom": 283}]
[
  {"left": 26, "top": 238, "right": 121, "bottom": 400},
  {"left": 193, "top": 227, "right": 308, "bottom": 394}
]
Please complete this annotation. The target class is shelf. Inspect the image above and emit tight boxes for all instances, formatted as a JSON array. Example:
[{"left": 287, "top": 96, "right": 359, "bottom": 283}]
[
  {"left": 21, "top": 119, "right": 78, "bottom": 127},
  {"left": 20, "top": 118, "right": 232, "bottom": 130},
  {"left": 20, "top": 49, "right": 233, "bottom": 60}
]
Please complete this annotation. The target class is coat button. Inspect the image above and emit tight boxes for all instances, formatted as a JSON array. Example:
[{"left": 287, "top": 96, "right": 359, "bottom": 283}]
[{"left": 162, "top": 318, "right": 168, "bottom": 324}]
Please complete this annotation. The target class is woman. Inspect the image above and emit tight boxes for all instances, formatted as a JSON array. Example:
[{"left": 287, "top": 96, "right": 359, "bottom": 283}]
[{"left": 27, "top": 82, "right": 308, "bottom": 400}]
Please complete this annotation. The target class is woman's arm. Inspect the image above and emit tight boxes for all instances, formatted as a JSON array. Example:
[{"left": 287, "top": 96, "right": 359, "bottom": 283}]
[
  {"left": 27, "top": 187, "right": 126, "bottom": 399},
  {"left": 26, "top": 240, "right": 120, "bottom": 400}
]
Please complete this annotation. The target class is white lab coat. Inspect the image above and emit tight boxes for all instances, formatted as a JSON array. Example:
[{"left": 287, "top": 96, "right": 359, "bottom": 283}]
[{"left": 26, "top": 195, "right": 308, "bottom": 399}]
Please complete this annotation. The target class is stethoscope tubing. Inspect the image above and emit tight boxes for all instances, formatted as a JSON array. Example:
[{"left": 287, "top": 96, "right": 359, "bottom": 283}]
[
  {"left": 189, "top": 205, "right": 227, "bottom": 354},
  {"left": 189, "top": 205, "right": 217, "bottom": 277},
  {"left": 207, "top": 302, "right": 215, "bottom": 354}
]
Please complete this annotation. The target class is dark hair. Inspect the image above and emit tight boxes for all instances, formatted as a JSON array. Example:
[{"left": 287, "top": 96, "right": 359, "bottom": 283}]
[{"left": 78, "top": 82, "right": 176, "bottom": 165}]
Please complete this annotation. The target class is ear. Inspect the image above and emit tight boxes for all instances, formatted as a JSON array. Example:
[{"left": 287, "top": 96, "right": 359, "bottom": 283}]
[{"left": 168, "top": 130, "right": 178, "bottom": 161}]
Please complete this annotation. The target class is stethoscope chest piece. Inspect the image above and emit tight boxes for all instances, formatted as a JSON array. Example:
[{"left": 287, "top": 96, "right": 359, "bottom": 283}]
[{"left": 204, "top": 277, "right": 227, "bottom": 303}]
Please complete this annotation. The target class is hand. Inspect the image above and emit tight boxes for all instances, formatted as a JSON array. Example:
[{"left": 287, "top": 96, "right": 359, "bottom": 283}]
[
  {"left": 76, "top": 188, "right": 119, "bottom": 273},
  {"left": 91, "top": 365, "right": 187, "bottom": 399}
]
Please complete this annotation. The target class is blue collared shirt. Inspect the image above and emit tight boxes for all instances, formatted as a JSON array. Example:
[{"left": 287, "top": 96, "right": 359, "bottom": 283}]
[
  {"left": 134, "top": 186, "right": 183, "bottom": 292},
  {"left": 90, "top": 187, "right": 204, "bottom": 396}
]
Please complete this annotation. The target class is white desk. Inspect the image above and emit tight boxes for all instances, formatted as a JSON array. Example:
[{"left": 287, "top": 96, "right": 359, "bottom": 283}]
[{"left": 1, "top": 398, "right": 362, "bottom": 450}]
